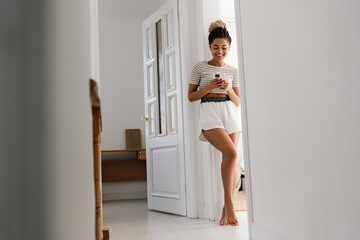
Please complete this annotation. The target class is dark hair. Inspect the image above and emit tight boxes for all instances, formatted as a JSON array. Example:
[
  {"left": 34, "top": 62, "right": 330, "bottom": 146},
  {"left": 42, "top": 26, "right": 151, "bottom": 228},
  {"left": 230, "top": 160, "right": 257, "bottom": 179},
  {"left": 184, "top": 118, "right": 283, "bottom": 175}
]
[{"left": 208, "top": 27, "right": 232, "bottom": 46}]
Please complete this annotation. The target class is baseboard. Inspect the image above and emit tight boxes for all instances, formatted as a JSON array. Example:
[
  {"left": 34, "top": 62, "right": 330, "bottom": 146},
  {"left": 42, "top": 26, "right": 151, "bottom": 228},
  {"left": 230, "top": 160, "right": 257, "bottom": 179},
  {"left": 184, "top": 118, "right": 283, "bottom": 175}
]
[
  {"left": 251, "top": 222, "right": 297, "bottom": 240},
  {"left": 102, "top": 191, "right": 147, "bottom": 201},
  {"left": 198, "top": 204, "right": 211, "bottom": 219},
  {"left": 198, "top": 204, "right": 205, "bottom": 218}
]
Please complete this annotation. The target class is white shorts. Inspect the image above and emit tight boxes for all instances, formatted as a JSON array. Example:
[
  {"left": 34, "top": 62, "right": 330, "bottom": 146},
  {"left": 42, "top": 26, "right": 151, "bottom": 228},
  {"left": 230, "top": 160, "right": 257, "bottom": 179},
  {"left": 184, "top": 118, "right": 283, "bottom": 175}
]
[{"left": 199, "top": 97, "right": 242, "bottom": 142}]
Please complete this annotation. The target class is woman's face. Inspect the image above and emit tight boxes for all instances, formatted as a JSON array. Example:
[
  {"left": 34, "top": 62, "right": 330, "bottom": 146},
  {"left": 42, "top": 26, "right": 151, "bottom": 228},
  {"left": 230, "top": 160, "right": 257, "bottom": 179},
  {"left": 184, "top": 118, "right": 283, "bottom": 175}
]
[{"left": 209, "top": 38, "right": 230, "bottom": 62}]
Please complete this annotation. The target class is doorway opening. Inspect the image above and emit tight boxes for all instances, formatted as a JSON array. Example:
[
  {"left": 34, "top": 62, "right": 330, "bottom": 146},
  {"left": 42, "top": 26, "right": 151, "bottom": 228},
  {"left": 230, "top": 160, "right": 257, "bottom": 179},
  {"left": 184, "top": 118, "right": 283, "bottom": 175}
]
[
  {"left": 196, "top": 0, "right": 249, "bottom": 231},
  {"left": 98, "top": 0, "right": 251, "bottom": 238}
]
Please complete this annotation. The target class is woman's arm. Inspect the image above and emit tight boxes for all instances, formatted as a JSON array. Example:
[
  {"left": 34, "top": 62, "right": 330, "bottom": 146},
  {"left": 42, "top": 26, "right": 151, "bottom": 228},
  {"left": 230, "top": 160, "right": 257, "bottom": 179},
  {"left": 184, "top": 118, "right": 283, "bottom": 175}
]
[
  {"left": 226, "top": 87, "right": 240, "bottom": 107},
  {"left": 188, "top": 84, "right": 209, "bottom": 102},
  {"left": 188, "top": 79, "right": 224, "bottom": 102}
]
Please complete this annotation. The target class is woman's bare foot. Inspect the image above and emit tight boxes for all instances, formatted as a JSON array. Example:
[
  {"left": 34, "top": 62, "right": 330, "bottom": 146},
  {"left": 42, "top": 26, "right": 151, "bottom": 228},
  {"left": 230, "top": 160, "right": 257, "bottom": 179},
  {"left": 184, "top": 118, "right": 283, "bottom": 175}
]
[
  {"left": 225, "top": 204, "right": 239, "bottom": 226},
  {"left": 220, "top": 206, "right": 228, "bottom": 225}
]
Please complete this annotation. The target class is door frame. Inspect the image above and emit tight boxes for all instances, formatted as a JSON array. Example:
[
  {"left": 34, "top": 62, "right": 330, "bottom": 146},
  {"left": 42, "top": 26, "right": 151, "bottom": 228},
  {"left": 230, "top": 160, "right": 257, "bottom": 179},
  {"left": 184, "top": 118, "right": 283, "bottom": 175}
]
[
  {"left": 178, "top": 0, "right": 254, "bottom": 230},
  {"left": 234, "top": 0, "right": 254, "bottom": 238},
  {"left": 177, "top": 0, "right": 204, "bottom": 219}
]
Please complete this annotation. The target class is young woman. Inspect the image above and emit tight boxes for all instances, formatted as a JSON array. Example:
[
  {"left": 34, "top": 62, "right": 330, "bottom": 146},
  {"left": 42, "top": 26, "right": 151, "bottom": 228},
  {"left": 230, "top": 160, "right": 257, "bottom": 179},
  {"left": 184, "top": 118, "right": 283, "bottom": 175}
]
[{"left": 188, "top": 20, "right": 241, "bottom": 226}]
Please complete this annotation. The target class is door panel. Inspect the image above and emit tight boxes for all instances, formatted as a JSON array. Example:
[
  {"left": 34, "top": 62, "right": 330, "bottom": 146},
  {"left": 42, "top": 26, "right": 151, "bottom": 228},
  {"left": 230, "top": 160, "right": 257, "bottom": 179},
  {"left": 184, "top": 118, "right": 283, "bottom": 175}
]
[
  {"left": 167, "top": 95, "right": 177, "bottom": 134},
  {"left": 142, "top": 0, "right": 186, "bottom": 216},
  {"left": 151, "top": 146, "right": 180, "bottom": 198},
  {"left": 165, "top": 51, "right": 176, "bottom": 91},
  {"left": 165, "top": 9, "right": 174, "bottom": 48},
  {"left": 146, "top": 63, "right": 155, "bottom": 98},
  {"left": 145, "top": 26, "right": 153, "bottom": 60},
  {"left": 148, "top": 101, "right": 156, "bottom": 138}
]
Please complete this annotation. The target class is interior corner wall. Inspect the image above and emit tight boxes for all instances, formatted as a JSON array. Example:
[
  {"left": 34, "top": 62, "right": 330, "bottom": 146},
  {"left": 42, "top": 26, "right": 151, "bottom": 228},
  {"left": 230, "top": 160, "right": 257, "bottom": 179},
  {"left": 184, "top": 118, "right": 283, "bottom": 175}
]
[
  {"left": 178, "top": 0, "right": 203, "bottom": 218},
  {"left": 178, "top": 0, "right": 215, "bottom": 218},
  {"left": 98, "top": 15, "right": 145, "bottom": 150},
  {"left": 98, "top": 0, "right": 169, "bottom": 151},
  {"left": 239, "top": 0, "right": 360, "bottom": 239},
  {"left": 98, "top": 0, "right": 170, "bottom": 200}
]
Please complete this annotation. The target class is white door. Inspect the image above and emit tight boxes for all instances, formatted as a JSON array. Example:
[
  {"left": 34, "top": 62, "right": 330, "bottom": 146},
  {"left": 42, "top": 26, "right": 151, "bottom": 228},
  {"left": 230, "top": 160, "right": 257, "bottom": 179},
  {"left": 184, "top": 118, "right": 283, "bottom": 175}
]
[{"left": 142, "top": 0, "right": 186, "bottom": 216}]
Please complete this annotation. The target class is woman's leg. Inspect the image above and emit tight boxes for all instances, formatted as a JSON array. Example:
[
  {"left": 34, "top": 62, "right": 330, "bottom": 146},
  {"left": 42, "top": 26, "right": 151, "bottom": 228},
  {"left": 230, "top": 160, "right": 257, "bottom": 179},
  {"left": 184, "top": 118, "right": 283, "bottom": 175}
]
[
  {"left": 229, "top": 132, "right": 241, "bottom": 194},
  {"left": 202, "top": 128, "right": 239, "bottom": 226},
  {"left": 220, "top": 131, "right": 241, "bottom": 225}
]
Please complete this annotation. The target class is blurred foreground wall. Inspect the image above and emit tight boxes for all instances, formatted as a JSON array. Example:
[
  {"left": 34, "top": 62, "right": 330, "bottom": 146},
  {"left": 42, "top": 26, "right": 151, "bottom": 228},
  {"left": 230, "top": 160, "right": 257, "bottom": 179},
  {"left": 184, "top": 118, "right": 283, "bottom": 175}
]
[
  {"left": 239, "top": 0, "right": 360, "bottom": 239},
  {"left": 0, "top": 0, "right": 95, "bottom": 239}
]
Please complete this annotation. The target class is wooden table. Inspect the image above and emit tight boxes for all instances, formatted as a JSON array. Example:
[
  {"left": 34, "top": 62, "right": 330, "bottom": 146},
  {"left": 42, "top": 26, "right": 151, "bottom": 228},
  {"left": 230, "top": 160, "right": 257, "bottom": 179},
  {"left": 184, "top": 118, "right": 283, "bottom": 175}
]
[{"left": 101, "top": 149, "right": 147, "bottom": 182}]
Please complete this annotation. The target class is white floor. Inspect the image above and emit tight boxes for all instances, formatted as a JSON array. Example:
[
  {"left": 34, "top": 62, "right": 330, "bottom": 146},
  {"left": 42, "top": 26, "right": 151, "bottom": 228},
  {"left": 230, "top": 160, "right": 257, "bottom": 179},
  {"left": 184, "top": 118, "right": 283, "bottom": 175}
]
[{"left": 103, "top": 198, "right": 249, "bottom": 240}]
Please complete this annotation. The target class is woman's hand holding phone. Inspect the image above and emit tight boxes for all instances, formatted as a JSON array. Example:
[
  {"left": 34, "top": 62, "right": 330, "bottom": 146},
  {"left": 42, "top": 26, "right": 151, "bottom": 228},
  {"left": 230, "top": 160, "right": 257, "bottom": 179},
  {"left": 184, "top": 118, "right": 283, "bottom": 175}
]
[{"left": 207, "top": 78, "right": 225, "bottom": 90}]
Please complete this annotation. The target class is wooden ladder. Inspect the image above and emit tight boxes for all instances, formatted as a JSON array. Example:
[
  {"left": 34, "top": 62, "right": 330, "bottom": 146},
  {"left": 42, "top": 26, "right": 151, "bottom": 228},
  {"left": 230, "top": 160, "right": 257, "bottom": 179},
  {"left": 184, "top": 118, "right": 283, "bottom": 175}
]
[{"left": 91, "top": 79, "right": 109, "bottom": 240}]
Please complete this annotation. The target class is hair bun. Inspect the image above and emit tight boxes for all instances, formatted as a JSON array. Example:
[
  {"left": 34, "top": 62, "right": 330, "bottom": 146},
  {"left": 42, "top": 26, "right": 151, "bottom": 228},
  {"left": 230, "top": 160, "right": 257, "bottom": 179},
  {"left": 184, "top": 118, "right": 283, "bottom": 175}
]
[{"left": 208, "top": 20, "right": 227, "bottom": 33}]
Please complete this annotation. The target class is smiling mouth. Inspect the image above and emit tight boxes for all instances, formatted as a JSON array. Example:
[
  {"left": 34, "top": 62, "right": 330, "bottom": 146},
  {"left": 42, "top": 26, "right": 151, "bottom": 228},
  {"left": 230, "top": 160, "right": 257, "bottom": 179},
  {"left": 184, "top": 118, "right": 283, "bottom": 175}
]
[{"left": 216, "top": 54, "right": 224, "bottom": 57}]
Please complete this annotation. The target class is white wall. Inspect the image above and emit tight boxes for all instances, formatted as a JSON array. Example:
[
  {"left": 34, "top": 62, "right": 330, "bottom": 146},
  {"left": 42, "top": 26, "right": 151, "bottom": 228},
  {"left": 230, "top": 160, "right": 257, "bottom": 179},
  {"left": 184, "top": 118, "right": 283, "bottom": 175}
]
[
  {"left": 102, "top": 181, "right": 148, "bottom": 200},
  {"left": 99, "top": 0, "right": 168, "bottom": 150},
  {"left": 0, "top": 0, "right": 95, "bottom": 239},
  {"left": 179, "top": 0, "right": 220, "bottom": 219},
  {"left": 99, "top": 16, "right": 145, "bottom": 150},
  {"left": 43, "top": 1, "right": 95, "bottom": 239},
  {"left": 0, "top": 0, "right": 47, "bottom": 239},
  {"left": 239, "top": 0, "right": 360, "bottom": 239},
  {"left": 90, "top": 0, "right": 100, "bottom": 82},
  {"left": 98, "top": 0, "right": 168, "bottom": 199}
]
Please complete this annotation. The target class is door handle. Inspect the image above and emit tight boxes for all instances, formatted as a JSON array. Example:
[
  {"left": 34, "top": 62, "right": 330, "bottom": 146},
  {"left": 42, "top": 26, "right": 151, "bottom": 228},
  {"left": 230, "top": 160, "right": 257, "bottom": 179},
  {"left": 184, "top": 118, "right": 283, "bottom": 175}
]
[{"left": 142, "top": 116, "right": 149, "bottom": 121}]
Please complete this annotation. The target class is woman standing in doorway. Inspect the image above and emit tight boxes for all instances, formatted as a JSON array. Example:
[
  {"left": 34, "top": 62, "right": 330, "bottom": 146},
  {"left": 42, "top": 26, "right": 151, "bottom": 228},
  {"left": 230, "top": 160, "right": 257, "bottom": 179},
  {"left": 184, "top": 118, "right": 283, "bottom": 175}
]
[{"left": 188, "top": 20, "right": 241, "bottom": 226}]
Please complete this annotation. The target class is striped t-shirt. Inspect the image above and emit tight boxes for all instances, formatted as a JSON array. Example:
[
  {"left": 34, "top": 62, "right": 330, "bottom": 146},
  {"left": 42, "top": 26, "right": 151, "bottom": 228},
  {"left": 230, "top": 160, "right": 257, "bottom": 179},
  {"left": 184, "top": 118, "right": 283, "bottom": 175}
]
[{"left": 189, "top": 61, "right": 239, "bottom": 94}]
